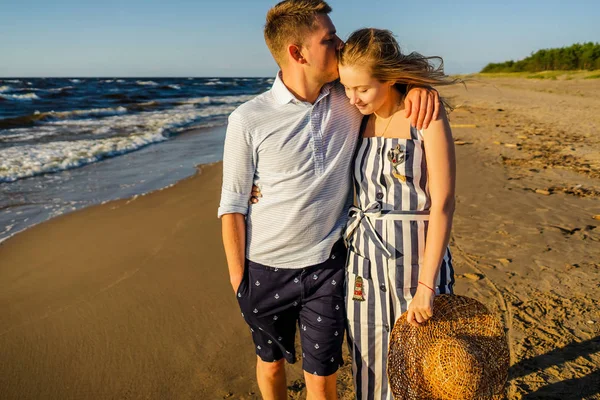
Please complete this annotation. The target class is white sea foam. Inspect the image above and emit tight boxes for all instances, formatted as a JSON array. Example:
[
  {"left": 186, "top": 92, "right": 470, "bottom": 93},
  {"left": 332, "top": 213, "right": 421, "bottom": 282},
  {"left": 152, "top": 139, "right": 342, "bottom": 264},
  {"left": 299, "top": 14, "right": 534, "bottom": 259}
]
[
  {"left": 70, "top": 79, "right": 82, "bottom": 83},
  {"left": 0, "top": 104, "right": 236, "bottom": 182},
  {"left": 0, "top": 93, "right": 40, "bottom": 101},
  {"left": 136, "top": 80, "right": 158, "bottom": 86},
  {"left": 0, "top": 127, "right": 63, "bottom": 142},
  {"left": 45, "top": 106, "right": 128, "bottom": 120},
  {"left": 0, "top": 86, "right": 11, "bottom": 93},
  {"left": 48, "top": 86, "right": 74, "bottom": 92},
  {"left": 168, "top": 84, "right": 181, "bottom": 90},
  {"left": 0, "top": 134, "right": 169, "bottom": 183},
  {"left": 179, "top": 94, "right": 256, "bottom": 105}
]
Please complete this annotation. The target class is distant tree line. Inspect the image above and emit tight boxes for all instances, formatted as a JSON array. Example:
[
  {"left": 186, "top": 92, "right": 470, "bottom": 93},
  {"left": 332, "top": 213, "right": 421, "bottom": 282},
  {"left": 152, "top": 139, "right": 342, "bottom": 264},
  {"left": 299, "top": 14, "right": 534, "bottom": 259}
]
[{"left": 481, "top": 42, "right": 600, "bottom": 73}]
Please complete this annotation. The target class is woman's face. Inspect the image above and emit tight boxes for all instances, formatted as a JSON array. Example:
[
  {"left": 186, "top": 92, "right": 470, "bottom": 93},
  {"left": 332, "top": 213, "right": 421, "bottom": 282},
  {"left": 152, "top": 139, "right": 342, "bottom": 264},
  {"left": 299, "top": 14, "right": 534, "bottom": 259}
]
[{"left": 338, "top": 64, "right": 393, "bottom": 115}]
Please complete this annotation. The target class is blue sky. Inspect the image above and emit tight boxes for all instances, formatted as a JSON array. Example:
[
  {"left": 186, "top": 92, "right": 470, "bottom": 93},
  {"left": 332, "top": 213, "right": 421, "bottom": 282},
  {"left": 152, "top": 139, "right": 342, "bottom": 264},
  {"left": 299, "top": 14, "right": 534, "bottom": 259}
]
[{"left": 1, "top": 0, "right": 598, "bottom": 77}]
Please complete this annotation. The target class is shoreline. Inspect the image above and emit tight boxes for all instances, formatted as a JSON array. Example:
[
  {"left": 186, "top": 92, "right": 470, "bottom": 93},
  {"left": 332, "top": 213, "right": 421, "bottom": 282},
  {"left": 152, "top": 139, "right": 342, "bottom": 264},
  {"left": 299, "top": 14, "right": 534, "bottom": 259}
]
[{"left": 0, "top": 124, "right": 228, "bottom": 245}]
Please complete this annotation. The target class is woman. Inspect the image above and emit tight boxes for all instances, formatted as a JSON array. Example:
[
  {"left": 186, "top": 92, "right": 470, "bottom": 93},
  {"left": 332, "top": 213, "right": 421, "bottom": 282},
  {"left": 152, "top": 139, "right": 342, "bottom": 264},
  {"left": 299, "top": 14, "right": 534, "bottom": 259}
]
[{"left": 339, "top": 28, "right": 460, "bottom": 399}]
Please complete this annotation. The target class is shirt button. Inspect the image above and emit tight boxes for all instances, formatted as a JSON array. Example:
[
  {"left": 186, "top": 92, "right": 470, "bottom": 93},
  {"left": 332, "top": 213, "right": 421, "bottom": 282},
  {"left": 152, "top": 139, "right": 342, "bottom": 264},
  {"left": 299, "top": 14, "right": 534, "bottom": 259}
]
[
  {"left": 376, "top": 193, "right": 384, "bottom": 200},
  {"left": 380, "top": 283, "right": 386, "bottom": 292},
  {"left": 331, "top": 254, "right": 336, "bottom": 260},
  {"left": 384, "top": 324, "right": 390, "bottom": 332}
]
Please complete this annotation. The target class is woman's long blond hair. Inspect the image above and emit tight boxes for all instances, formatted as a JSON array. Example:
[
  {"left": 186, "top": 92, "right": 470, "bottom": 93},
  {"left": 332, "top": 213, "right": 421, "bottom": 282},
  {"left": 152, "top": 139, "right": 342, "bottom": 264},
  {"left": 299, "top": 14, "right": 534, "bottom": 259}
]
[{"left": 339, "top": 28, "right": 461, "bottom": 109}]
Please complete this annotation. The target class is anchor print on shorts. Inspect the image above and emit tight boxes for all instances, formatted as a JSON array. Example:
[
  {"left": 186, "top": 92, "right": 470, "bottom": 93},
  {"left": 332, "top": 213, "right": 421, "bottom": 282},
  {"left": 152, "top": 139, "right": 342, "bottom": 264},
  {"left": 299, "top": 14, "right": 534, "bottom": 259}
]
[{"left": 387, "top": 144, "right": 407, "bottom": 182}]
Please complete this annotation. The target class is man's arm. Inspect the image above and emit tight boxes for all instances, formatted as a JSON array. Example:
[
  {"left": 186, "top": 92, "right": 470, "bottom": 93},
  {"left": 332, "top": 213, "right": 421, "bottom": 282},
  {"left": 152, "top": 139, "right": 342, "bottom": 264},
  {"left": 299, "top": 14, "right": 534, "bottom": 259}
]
[
  {"left": 222, "top": 214, "right": 246, "bottom": 294},
  {"left": 218, "top": 111, "right": 255, "bottom": 294},
  {"left": 404, "top": 87, "right": 441, "bottom": 130}
]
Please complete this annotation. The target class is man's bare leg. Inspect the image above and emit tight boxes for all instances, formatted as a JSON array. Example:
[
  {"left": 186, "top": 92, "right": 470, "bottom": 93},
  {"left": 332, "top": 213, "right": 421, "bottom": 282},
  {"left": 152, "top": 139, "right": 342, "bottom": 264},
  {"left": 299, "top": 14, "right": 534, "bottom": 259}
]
[
  {"left": 304, "top": 371, "right": 338, "bottom": 400},
  {"left": 256, "top": 357, "right": 287, "bottom": 400}
]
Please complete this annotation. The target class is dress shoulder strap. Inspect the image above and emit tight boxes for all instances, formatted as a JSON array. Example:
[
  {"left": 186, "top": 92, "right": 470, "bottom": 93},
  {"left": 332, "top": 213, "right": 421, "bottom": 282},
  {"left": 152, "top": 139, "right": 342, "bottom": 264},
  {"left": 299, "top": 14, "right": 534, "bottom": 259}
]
[{"left": 410, "top": 125, "right": 425, "bottom": 141}]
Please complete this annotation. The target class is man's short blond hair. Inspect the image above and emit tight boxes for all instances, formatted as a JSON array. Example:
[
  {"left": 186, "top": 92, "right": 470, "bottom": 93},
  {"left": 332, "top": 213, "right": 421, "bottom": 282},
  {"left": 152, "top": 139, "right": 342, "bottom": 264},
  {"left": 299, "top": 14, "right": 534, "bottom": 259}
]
[{"left": 264, "top": 0, "right": 332, "bottom": 67}]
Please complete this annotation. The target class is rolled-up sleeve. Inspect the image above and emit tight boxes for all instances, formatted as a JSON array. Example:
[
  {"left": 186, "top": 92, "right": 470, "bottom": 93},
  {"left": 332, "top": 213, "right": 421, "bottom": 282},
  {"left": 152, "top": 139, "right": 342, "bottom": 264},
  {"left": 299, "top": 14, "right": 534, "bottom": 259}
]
[{"left": 217, "top": 110, "right": 255, "bottom": 218}]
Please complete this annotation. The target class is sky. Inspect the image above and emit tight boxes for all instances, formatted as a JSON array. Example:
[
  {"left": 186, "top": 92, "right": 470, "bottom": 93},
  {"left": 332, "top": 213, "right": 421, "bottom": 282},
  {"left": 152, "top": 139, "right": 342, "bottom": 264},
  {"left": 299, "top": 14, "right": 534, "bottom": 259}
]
[{"left": 0, "top": 0, "right": 598, "bottom": 77}]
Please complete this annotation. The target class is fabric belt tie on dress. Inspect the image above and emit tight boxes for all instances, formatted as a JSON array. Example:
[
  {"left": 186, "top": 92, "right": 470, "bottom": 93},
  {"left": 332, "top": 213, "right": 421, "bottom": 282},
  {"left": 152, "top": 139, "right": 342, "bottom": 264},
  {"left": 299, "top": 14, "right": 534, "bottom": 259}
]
[{"left": 343, "top": 201, "right": 430, "bottom": 258}]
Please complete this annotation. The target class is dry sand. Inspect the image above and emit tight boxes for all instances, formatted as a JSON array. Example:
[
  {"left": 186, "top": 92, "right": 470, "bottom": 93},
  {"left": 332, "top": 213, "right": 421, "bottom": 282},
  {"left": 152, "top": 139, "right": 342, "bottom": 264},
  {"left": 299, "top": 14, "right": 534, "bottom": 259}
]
[{"left": 1, "top": 76, "right": 599, "bottom": 399}]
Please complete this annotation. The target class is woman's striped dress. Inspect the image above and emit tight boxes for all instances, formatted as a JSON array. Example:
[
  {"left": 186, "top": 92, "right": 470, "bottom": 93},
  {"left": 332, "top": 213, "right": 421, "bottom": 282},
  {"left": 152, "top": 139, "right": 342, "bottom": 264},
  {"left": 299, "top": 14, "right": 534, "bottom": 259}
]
[{"left": 344, "top": 122, "right": 455, "bottom": 400}]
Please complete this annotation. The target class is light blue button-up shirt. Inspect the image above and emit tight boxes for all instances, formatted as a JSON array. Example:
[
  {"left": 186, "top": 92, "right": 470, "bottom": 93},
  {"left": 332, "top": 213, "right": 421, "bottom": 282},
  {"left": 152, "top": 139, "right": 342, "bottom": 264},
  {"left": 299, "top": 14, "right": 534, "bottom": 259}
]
[{"left": 218, "top": 73, "right": 362, "bottom": 268}]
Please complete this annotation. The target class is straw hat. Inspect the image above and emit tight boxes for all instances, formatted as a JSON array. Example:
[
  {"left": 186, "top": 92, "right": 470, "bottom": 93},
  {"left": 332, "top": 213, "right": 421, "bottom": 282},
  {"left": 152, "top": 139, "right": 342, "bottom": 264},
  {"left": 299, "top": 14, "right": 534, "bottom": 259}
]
[{"left": 387, "top": 294, "right": 509, "bottom": 400}]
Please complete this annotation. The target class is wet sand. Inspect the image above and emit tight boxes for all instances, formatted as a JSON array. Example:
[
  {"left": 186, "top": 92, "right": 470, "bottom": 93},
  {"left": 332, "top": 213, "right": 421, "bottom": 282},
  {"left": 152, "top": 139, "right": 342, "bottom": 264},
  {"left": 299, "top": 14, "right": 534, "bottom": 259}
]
[{"left": 1, "top": 76, "right": 599, "bottom": 399}]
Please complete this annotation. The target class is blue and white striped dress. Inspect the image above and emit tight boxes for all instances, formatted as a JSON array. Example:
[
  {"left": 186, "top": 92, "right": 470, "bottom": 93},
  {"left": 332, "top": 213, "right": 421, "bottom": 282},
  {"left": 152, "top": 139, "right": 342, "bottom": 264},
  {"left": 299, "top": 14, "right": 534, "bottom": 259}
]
[{"left": 344, "top": 119, "right": 455, "bottom": 400}]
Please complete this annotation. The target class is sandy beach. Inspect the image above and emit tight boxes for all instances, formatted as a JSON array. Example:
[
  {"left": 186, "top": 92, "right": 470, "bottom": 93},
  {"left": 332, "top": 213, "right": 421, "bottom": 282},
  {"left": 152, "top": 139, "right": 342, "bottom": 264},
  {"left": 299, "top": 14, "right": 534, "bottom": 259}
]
[{"left": 1, "top": 76, "right": 599, "bottom": 399}]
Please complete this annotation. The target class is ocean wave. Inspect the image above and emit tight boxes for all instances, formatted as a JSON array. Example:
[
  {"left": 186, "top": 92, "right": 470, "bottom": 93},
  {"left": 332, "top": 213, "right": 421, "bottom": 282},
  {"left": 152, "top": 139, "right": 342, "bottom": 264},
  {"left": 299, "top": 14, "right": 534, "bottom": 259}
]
[
  {"left": 0, "top": 93, "right": 40, "bottom": 101},
  {"left": 0, "top": 104, "right": 235, "bottom": 183},
  {"left": 45, "top": 104, "right": 234, "bottom": 130},
  {"left": 0, "top": 106, "right": 128, "bottom": 130},
  {"left": 0, "top": 86, "right": 11, "bottom": 93},
  {"left": 48, "top": 86, "right": 74, "bottom": 92},
  {"left": 70, "top": 79, "right": 82, "bottom": 83},
  {"left": 177, "top": 94, "right": 256, "bottom": 106},
  {"left": 136, "top": 80, "right": 159, "bottom": 86},
  {"left": 0, "top": 126, "right": 62, "bottom": 142},
  {"left": 168, "top": 84, "right": 181, "bottom": 90},
  {"left": 0, "top": 134, "right": 169, "bottom": 183}
]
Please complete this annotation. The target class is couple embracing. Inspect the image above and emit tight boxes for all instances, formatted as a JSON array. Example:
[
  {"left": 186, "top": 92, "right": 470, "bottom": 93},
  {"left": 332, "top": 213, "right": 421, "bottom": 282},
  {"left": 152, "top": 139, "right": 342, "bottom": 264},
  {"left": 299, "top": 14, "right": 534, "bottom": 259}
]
[{"left": 218, "top": 1, "right": 457, "bottom": 399}]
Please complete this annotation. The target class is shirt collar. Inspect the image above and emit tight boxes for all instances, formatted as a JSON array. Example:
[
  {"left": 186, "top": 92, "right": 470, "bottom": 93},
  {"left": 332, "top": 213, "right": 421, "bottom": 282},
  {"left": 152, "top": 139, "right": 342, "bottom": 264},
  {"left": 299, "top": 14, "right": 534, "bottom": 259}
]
[{"left": 271, "top": 71, "right": 334, "bottom": 106}]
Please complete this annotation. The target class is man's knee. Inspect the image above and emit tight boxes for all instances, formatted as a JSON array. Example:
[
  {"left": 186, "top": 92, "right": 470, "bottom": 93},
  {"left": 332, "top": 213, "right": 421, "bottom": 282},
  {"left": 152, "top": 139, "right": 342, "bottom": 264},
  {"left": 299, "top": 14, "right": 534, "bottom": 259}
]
[
  {"left": 304, "top": 371, "right": 337, "bottom": 399},
  {"left": 257, "top": 357, "right": 285, "bottom": 378}
]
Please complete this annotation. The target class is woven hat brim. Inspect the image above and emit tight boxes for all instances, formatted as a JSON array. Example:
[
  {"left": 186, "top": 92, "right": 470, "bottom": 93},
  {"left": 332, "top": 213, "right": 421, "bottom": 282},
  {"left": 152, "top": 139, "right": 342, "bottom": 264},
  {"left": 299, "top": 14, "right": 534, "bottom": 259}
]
[{"left": 387, "top": 294, "right": 509, "bottom": 400}]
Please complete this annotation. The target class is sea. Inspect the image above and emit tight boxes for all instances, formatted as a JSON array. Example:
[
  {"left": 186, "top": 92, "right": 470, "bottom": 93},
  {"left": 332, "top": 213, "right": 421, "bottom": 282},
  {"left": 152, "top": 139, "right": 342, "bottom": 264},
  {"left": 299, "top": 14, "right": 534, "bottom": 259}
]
[{"left": 0, "top": 77, "right": 273, "bottom": 243}]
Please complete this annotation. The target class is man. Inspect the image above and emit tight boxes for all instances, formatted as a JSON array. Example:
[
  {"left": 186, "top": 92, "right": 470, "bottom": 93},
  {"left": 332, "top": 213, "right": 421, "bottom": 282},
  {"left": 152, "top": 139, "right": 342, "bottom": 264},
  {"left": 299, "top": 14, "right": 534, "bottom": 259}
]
[{"left": 218, "top": 1, "right": 438, "bottom": 399}]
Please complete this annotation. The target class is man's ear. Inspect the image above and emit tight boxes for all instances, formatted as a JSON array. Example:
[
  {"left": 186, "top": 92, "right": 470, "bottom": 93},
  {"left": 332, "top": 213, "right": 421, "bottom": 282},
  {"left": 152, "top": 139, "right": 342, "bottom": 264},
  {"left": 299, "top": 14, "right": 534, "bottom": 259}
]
[{"left": 288, "top": 44, "right": 306, "bottom": 64}]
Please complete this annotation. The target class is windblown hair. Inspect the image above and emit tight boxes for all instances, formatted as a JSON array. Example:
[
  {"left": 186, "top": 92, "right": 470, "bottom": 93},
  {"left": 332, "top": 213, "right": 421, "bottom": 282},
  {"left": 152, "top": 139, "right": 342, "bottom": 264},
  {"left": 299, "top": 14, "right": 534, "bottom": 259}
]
[
  {"left": 339, "top": 28, "right": 461, "bottom": 106},
  {"left": 264, "top": 0, "right": 332, "bottom": 67}
]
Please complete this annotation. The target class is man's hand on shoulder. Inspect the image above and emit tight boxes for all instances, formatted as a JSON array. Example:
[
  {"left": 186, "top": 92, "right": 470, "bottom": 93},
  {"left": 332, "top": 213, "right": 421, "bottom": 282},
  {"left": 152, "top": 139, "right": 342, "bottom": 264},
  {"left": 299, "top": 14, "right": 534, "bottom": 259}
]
[{"left": 404, "top": 87, "right": 440, "bottom": 130}]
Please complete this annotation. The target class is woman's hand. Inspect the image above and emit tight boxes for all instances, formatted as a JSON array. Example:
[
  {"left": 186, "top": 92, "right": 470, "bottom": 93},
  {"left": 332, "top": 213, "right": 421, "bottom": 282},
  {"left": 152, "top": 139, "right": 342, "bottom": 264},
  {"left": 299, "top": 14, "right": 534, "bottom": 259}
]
[
  {"left": 406, "top": 285, "right": 436, "bottom": 328},
  {"left": 249, "top": 185, "right": 262, "bottom": 204}
]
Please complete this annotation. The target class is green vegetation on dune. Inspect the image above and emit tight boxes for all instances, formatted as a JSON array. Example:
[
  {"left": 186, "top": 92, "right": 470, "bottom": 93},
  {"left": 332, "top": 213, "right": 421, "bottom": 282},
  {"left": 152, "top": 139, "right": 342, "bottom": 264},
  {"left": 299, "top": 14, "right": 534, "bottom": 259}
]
[
  {"left": 481, "top": 42, "right": 600, "bottom": 73},
  {"left": 454, "top": 70, "right": 600, "bottom": 80}
]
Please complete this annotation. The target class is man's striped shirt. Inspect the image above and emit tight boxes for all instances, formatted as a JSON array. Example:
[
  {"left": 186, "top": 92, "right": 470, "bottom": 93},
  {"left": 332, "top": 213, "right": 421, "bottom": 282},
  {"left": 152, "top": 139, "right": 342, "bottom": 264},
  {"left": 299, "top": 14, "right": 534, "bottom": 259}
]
[{"left": 218, "top": 73, "right": 362, "bottom": 268}]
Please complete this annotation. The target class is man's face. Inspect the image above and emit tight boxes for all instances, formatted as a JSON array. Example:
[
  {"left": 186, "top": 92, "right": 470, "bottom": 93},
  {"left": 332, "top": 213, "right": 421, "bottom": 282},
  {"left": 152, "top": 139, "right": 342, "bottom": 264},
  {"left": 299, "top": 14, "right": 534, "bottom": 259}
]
[{"left": 300, "top": 14, "right": 343, "bottom": 84}]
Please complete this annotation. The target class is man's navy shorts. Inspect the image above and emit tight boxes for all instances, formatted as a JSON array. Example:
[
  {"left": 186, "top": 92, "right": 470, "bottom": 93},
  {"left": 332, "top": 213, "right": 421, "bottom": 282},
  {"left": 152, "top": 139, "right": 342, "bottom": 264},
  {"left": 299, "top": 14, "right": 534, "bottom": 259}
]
[{"left": 236, "top": 239, "right": 346, "bottom": 376}]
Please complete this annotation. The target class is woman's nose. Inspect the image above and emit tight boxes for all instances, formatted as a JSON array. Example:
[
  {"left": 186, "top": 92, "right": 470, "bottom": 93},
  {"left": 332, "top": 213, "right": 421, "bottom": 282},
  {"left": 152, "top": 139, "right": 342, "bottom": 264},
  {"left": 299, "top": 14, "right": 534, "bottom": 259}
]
[{"left": 348, "top": 92, "right": 357, "bottom": 105}]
